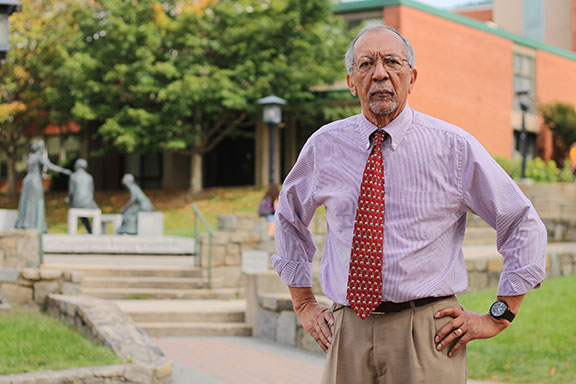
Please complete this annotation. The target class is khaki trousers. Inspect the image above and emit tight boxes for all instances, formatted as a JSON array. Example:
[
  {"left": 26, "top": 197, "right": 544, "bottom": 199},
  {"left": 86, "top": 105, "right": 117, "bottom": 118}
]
[{"left": 321, "top": 296, "right": 467, "bottom": 384}]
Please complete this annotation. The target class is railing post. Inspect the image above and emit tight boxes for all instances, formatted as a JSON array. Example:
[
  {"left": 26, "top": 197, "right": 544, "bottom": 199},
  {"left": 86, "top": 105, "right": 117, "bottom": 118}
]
[{"left": 191, "top": 203, "right": 214, "bottom": 290}]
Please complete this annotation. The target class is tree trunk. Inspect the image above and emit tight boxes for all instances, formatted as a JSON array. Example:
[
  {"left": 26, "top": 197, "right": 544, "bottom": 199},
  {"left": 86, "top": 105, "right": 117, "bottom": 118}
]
[
  {"left": 188, "top": 151, "right": 203, "bottom": 195},
  {"left": 6, "top": 152, "right": 16, "bottom": 197}
]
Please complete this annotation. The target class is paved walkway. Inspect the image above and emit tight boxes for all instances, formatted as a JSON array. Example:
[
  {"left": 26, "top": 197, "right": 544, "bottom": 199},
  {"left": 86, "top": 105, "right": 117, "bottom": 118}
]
[{"left": 156, "top": 336, "right": 500, "bottom": 384}]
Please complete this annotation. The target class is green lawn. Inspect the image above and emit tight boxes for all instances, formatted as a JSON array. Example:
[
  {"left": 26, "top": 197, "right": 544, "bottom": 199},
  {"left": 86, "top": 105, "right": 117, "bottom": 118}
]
[
  {"left": 0, "top": 309, "right": 121, "bottom": 374},
  {"left": 458, "top": 274, "right": 575, "bottom": 384}
]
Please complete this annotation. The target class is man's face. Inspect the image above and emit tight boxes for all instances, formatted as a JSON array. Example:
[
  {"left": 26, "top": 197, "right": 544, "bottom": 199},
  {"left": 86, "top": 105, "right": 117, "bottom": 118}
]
[{"left": 347, "top": 29, "right": 417, "bottom": 126}]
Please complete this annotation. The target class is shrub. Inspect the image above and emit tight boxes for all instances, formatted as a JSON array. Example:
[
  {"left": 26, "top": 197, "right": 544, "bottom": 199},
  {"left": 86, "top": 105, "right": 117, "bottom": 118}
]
[{"left": 494, "top": 156, "right": 574, "bottom": 183}]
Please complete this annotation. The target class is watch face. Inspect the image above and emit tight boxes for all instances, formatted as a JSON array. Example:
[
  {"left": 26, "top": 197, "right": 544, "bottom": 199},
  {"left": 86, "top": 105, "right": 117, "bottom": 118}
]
[{"left": 491, "top": 301, "right": 507, "bottom": 316}]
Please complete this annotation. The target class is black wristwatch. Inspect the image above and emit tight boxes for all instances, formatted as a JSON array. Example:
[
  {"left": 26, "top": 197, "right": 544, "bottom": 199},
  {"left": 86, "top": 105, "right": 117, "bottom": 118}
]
[{"left": 489, "top": 300, "right": 515, "bottom": 322}]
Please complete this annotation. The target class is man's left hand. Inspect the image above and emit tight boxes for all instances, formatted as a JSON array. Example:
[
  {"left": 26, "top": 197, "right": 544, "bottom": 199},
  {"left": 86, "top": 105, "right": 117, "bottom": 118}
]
[{"left": 434, "top": 306, "right": 509, "bottom": 357}]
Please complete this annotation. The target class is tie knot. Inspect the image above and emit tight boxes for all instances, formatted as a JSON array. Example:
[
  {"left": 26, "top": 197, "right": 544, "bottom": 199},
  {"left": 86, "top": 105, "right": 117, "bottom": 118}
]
[{"left": 373, "top": 130, "right": 385, "bottom": 147}]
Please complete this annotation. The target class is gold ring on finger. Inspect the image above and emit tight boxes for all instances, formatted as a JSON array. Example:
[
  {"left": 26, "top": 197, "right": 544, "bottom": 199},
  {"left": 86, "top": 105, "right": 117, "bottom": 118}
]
[{"left": 457, "top": 328, "right": 463, "bottom": 335}]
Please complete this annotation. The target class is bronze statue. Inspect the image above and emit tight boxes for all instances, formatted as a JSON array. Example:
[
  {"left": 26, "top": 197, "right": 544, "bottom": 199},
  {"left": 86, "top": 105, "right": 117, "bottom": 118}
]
[
  {"left": 69, "top": 159, "right": 99, "bottom": 233},
  {"left": 15, "top": 140, "right": 71, "bottom": 231},
  {"left": 117, "top": 173, "right": 154, "bottom": 235}
]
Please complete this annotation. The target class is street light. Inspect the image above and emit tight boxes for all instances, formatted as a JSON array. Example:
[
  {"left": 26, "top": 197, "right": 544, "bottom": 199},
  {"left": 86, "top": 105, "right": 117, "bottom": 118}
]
[
  {"left": 257, "top": 95, "right": 287, "bottom": 185},
  {"left": 516, "top": 89, "right": 531, "bottom": 180},
  {"left": 0, "top": 0, "right": 21, "bottom": 62}
]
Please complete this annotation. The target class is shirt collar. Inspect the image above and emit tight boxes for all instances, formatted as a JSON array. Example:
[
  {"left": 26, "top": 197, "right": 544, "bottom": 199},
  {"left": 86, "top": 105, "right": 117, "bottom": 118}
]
[{"left": 357, "top": 105, "right": 414, "bottom": 151}]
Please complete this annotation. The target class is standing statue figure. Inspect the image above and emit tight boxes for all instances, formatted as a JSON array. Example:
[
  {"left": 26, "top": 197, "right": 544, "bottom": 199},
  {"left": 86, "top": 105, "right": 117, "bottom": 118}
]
[
  {"left": 15, "top": 140, "right": 72, "bottom": 232},
  {"left": 69, "top": 159, "right": 99, "bottom": 234},
  {"left": 117, "top": 173, "right": 154, "bottom": 235}
]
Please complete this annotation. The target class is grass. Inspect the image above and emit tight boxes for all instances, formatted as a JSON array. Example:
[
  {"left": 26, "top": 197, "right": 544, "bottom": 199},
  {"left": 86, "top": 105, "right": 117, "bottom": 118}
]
[
  {"left": 458, "top": 274, "right": 576, "bottom": 384},
  {"left": 0, "top": 309, "right": 121, "bottom": 374}
]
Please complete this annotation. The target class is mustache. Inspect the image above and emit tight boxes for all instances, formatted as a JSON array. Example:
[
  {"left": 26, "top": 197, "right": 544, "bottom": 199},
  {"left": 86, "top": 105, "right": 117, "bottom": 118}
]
[{"left": 369, "top": 87, "right": 395, "bottom": 98}]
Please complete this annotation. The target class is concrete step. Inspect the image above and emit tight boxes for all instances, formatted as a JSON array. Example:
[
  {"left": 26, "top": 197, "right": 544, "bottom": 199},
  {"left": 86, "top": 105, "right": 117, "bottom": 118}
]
[
  {"left": 463, "top": 226, "right": 497, "bottom": 245},
  {"left": 47, "top": 264, "right": 204, "bottom": 278},
  {"left": 83, "top": 276, "right": 208, "bottom": 290},
  {"left": 139, "top": 322, "right": 252, "bottom": 337},
  {"left": 113, "top": 299, "right": 246, "bottom": 323},
  {"left": 83, "top": 287, "right": 243, "bottom": 300}
]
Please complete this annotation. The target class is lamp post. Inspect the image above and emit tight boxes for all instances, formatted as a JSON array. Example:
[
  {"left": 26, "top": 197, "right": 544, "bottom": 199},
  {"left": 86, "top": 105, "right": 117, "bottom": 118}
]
[
  {"left": 257, "top": 95, "right": 287, "bottom": 185},
  {"left": 0, "top": 0, "right": 22, "bottom": 62},
  {"left": 516, "top": 89, "right": 530, "bottom": 179}
]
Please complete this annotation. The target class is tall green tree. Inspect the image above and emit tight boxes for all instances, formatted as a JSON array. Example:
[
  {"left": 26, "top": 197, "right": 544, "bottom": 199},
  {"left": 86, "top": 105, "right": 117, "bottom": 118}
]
[
  {"left": 57, "top": 0, "right": 349, "bottom": 193},
  {"left": 0, "top": 0, "right": 81, "bottom": 196}
]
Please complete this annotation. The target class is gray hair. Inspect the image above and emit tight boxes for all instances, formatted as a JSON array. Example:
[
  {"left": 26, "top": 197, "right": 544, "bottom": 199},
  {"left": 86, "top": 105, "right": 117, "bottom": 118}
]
[{"left": 344, "top": 25, "right": 415, "bottom": 74}]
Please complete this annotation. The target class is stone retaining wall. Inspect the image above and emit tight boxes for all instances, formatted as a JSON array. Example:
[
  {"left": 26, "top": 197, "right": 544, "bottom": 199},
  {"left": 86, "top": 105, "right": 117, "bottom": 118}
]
[
  {"left": 0, "top": 268, "right": 82, "bottom": 308},
  {"left": 254, "top": 251, "right": 576, "bottom": 353},
  {"left": 43, "top": 294, "right": 172, "bottom": 384},
  {"left": 0, "top": 230, "right": 39, "bottom": 269}
]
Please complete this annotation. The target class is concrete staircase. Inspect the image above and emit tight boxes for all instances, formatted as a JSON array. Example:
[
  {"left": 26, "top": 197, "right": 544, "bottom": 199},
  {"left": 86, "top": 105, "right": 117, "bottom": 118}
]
[
  {"left": 44, "top": 254, "right": 252, "bottom": 337},
  {"left": 112, "top": 299, "right": 251, "bottom": 338}
]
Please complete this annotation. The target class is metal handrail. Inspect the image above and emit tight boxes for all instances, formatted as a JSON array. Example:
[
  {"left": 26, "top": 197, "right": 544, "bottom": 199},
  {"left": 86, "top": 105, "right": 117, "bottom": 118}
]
[{"left": 191, "top": 203, "right": 214, "bottom": 289}]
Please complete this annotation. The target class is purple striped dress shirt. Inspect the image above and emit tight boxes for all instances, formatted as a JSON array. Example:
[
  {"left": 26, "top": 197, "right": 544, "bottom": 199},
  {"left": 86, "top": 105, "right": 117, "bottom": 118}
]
[{"left": 271, "top": 105, "right": 547, "bottom": 305}]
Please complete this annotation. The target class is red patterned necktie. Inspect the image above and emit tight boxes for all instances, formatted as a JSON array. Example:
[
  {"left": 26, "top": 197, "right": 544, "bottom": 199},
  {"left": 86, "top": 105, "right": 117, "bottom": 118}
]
[{"left": 347, "top": 130, "right": 385, "bottom": 319}]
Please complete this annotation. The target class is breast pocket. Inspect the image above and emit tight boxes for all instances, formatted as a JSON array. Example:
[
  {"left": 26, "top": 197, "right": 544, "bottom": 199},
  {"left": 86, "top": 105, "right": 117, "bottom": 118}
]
[{"left": 388, "top": 190, "right": 449, "bottom": 241}]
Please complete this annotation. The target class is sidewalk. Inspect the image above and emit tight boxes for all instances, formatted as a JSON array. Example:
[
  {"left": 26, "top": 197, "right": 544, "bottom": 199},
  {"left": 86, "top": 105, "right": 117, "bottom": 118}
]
[{"left": 155, "top": 336, "right": 500, "bottom": 384}]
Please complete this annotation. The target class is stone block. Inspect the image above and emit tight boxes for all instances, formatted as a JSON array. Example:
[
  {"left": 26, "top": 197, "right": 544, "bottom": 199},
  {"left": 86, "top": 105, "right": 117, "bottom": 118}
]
[
  {"left": 0, "top": 283, "right": 33, "bottom": 305},
  {"left": 474, "top": 258, "right": 488, "bottom": 272},
  {"left": 487, "top": 273, "right": 500, "bottom": 288},
  {"left": 202, "top": 244, "right": 226, "bottom": 267},
  {"left": 559, "top": 254, "right": 574, "bottom": 276},
  {"left": 153, "top": 358, "right": 174, "bottom": 380},
  {"left": 34, "top": 281, "right": 60, "bottom": 304},
  {"left": 124, "top": 362, "right": 155, "bottom": 384},
  {"left": 259, "top": 293, "right": 294, "bottom": 312},
  {"left": 137, "top": 211, "right": 164, "bottom": 236},
  {"left": 211, "top": 232, "right": 230, "bottom": 245},
  {"left": 21, "top": 268, "right": 41, "bottom": 281},
  {"left": 256, "top": 309, "right": 279, "bottom": 339},
  {"left": 296, "top": 327, "right": 323, "bottom": 353},
  {"left": 276, "top": 311, "right": 297, "bottom": 346},
  {"left": 217, "top": 214, "right": 238, "bottom": 231},
  {"left": 548, "top": 253, "right": 561, "bottom": 278},
  {"left": 465, "top": 260, "right": 474, "bottom": 272},
  {"left": 60, "top": 281, "right": 82, "bottom": 295},
  {"left": 467, "top": 271, "right": 488, "bottom": 292},
  {"left": 40, "top": 269, "right": 63, "bottom": 280},
  {"left": 0, "top": 268, "right": 19, "bottom": 282},
  {"left": 69, "top": 271, "right": 85, "bottom": 284},
  {"left": 487, "top": 258, "right": 503, "bottom": 273}
]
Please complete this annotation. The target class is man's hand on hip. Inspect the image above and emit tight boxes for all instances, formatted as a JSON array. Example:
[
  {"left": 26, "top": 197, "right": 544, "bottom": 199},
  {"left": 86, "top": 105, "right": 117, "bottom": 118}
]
[
  {"left": 434, "top": 306, "right": 509, "bottom": 357},
  {"left": 288, "top": 287, "right": 335, "bottom": 353}
]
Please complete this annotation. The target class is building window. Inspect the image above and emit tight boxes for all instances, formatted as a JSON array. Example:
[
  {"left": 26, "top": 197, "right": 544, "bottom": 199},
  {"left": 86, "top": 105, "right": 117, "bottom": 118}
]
[
  {"left": 513, "top": 52, "right": 536, "bottom": 111},
  {"left": 523, "top": 0, "right": 543, "bottom": 42}
]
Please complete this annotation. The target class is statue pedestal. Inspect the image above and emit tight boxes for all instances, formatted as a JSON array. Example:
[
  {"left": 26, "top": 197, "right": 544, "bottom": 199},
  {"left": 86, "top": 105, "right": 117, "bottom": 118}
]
[{"left": 68, "top": 209, "right": 102, "bottom": 235}]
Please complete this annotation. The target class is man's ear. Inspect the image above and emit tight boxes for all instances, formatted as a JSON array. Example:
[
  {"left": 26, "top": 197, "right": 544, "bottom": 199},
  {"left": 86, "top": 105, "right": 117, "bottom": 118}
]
[
  {"left": 347, "top": 73, "right": 357, "bottom": 96},
  {"left": 408, "top": 68, "right": 418, "bottom": 94}
]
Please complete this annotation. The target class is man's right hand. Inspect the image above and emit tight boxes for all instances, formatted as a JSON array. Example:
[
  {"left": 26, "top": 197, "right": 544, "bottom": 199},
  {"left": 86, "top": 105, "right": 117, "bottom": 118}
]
[{"left": 289, "top": 287, "right": 335, "bottom": 353}]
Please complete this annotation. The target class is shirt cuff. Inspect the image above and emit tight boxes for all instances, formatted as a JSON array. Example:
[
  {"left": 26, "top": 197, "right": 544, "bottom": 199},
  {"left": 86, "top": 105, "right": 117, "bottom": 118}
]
[
  {"left": 270, "top": 253, "right": 313, "bottom": 287},
  {"left": 497, "top": 264, "right": 546, "bottom": 296}
]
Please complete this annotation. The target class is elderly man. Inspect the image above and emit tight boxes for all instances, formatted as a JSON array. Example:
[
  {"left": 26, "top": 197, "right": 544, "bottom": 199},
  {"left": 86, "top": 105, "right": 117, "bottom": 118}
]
[{"left": 271, "top": 25, "right": 547, "bottom": 383}]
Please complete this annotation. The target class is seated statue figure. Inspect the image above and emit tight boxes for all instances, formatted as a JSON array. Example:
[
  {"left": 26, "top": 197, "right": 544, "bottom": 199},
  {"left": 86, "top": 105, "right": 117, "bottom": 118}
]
[
  {"left": 117, "top": 174, "right": 154, "bottom": 235},
  {"left": 15, "top": 140, "right": 72, "bottom": 231},
  {"left": 69, "top": 159, "right": 99, "bottom": 234}
]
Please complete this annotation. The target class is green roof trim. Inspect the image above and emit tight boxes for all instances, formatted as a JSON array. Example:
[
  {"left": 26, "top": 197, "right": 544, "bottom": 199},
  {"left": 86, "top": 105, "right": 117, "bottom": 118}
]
[{"left": 334, "top": 0, "right": 576, "bottom": 61}]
